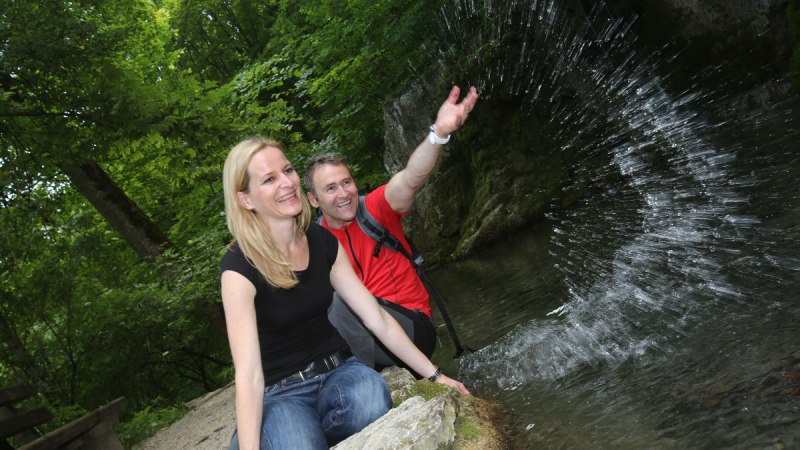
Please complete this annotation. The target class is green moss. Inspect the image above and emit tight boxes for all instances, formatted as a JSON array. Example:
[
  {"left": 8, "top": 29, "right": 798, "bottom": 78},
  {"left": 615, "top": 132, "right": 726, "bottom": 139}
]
[
  {"left": 407, "top": 381, "right": 451, "bottom": 400},
  {"left": 388, "top": 377, "right": 455, "bottom": 408},
  {"left": 456, "top": 416, "right": 480, "bottom": 440},
  {"left": 452, "top": 395, "right": 509, "bottom": 450}
]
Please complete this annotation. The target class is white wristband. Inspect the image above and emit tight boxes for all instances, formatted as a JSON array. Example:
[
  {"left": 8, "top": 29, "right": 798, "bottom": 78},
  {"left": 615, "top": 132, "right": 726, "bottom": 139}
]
[{"left": 428, "top": 124, "right": 450, "bottom": 145}]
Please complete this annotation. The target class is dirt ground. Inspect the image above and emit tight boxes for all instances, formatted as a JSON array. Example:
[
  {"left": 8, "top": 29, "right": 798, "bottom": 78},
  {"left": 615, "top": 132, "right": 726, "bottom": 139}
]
[{"left": 136, "top": 383, "right": 236, "bottom": 450}]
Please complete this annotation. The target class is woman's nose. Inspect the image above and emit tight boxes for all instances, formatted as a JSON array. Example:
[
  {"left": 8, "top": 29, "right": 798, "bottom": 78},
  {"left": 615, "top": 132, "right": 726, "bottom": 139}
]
[{"left": 279, "top": 173, "right": 295, "bottom": 187}]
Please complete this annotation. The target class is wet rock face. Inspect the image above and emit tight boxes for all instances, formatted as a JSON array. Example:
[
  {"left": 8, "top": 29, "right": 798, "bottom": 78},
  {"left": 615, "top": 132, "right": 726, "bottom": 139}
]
[
  {"left": 383, "top": 85, "right": 567, "bottom": 262},
  {"left": 614, "top": 0, "right": 794, "bottom": 83},
  {"left": 651, "top": 0, "right": 778, "bottom": 35}
]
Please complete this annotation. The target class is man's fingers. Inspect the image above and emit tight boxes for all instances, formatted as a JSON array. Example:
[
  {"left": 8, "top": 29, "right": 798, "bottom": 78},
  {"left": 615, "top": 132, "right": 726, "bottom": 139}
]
[
  {"left": 448, "top": 85, "right": 461, "bottom": 104},
  {"left": 465, "top": 86, "right": 478, "bottom": 107}
]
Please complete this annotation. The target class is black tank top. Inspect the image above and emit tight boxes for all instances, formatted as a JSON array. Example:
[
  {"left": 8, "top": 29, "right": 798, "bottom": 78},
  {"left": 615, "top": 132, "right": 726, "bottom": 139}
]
[{"left": 221, "top": 223, "right": 350, "bottom": 385}]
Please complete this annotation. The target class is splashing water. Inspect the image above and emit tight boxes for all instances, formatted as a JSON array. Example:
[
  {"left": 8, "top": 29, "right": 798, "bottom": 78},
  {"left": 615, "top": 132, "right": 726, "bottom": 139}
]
[{"left": 426, "top": 0, "right": 800, "bottom": 447}]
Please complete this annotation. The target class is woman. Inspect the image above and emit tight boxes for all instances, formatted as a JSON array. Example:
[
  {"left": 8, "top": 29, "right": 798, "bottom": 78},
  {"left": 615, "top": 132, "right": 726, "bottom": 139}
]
[{"left": 221, "top": 137, "right": 469, "bottom": 450}]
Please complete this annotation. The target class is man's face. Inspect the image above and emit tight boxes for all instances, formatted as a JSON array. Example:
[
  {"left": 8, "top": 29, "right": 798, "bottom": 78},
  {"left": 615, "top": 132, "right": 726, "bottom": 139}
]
[{"left": 306, "top": 163, "right": 359, "bottom": 229}]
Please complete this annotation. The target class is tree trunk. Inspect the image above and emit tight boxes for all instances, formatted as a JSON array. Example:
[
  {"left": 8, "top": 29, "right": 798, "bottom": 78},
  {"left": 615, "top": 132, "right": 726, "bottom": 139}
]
[{"left": 58, "top": 160, "right": 170, "bottom": 260}]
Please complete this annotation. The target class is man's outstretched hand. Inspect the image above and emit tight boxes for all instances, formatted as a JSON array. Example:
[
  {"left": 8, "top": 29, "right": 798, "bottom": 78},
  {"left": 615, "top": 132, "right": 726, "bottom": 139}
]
[{"left": 434, "top": 85, "right": 479, "bottom": 137}]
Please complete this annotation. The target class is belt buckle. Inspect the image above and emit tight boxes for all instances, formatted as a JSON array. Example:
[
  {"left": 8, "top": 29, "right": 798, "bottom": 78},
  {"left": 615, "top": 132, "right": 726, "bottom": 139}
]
[{"left": 302, "top": 360, "right": 317, "bottom": 379}]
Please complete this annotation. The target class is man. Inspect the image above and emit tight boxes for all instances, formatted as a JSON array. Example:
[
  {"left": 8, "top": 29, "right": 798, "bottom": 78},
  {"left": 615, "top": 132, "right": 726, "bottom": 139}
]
[{"left": 304, "top": 85, "right": 478, "bottom": 374}]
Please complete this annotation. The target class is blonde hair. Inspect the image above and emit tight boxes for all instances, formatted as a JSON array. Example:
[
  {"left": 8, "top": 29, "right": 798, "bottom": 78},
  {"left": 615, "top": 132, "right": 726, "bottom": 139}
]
[{"left": 222, "top": 137, "right": 312, "bottom": 289}]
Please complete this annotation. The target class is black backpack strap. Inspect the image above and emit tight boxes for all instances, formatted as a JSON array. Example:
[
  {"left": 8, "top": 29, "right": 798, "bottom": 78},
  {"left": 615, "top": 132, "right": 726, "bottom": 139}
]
[
  {"left": 354, "top": 194, "right": 471, "bottom": 357},
  {"left": 355, "top": 195, "right": 424, "bottom": 266}
]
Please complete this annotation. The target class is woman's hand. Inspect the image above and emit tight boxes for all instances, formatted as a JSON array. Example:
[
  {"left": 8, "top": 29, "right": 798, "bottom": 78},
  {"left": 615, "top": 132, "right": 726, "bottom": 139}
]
[{"left": 436, "top": 374, "right": 470, "bottom": 396}]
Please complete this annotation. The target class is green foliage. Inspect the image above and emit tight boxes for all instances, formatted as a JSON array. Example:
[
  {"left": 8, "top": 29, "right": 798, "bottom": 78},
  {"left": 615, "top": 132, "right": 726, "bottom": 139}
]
[
  {"left": 1, "top": 0, "right": 453, "bottom": 442},
  {"left": 6, "top": 194, "right": 114, "bottom": 395},
  {"left": 43, "top": 402, "right": 90, "bottom": 434},
  {"left": 262, "top": 0, "right": 442, "bottom": 174},
  {"left": 117, "top": 403, "right": 187, "bottom": 448},
  {"left": 227, "top": 56, "right": 310, "bottom": 144},
  {"left": 0, "top": 0, "right": 182, "bottom": 156},
  {"left": 163, "top": 0, "right": 280, "bottom": 82}
]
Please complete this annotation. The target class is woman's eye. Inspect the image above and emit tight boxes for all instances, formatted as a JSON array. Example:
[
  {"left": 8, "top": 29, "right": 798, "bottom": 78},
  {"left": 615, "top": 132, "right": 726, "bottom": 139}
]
[
  {"left": 285, "top": 167, "right": 295, "bottom": 174},
  {"left": 264, "top": 177, "right": 274, "bottom": 184}
]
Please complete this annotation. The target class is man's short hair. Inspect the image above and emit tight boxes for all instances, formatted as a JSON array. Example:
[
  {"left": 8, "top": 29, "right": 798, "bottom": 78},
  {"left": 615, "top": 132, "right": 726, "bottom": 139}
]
[{"left": 304, "top": 153, "right": 351, "bottom": 195}]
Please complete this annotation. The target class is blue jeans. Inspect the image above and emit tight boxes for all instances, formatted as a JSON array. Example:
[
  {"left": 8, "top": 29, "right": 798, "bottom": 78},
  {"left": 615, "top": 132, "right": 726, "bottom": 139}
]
[{"left": 229, "top": 357, "right": 391, "bottom": 449}]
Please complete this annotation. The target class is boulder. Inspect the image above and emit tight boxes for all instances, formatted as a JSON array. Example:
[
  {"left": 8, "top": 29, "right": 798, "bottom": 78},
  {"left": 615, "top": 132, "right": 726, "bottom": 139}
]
[{"left": 334, "top": 366, "right": 508, "bottom": 450}]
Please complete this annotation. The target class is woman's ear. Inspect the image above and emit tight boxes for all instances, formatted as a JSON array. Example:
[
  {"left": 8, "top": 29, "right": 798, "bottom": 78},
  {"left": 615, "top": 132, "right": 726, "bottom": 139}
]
[{"left": 236, "top": 192, "right": 254, "bottom": 210}]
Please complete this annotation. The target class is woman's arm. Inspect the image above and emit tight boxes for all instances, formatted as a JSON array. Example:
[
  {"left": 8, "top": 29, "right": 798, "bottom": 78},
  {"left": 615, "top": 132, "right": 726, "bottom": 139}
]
[
  {"left": 329, "top": 243, "right": 470, "bottom": 395},
  {"left": 221, "top": 270, "right": 264, "bottom": 450}
]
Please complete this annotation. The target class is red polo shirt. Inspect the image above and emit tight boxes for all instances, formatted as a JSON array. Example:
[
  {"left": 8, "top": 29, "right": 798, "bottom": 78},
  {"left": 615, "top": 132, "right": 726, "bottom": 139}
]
[{"left": 320, "top": 185, "right": 432, "bottom": 317}]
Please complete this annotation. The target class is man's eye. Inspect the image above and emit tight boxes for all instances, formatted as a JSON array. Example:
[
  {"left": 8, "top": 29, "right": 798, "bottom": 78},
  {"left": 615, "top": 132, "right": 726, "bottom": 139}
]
[
  {"left": 342, "top": 180, "right": 351, "bottom": 187},
  {"left": 326, "top": 186, "right": 335, "bottom": 193}
]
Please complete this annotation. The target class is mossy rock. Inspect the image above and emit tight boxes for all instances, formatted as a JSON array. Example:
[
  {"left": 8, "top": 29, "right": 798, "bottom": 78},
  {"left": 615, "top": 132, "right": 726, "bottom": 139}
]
[
  {"left": 380, "top": 367, "right": 509, "bottom": 449},
  {"left": 452, "top": 396, "right": 509, "bottom": 450}
]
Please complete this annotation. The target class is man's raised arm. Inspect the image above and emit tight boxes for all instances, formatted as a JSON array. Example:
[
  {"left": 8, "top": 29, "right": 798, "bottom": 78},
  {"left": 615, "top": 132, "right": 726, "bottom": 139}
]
[{"left": 385, "top": 85, "right": 478, "bottom": 213}]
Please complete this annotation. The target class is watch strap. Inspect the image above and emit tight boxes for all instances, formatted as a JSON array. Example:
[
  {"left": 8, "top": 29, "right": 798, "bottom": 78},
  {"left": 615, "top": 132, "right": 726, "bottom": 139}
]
[
  {"left": 427, "top": 367, "right": 442, "bottom": 382},
  {"left": 428, "top": 125, "right": 451, "bottom": 145}
]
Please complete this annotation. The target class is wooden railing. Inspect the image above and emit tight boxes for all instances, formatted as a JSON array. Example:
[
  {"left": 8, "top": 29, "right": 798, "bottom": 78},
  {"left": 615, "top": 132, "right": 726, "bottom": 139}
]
[{"left": 0, "top": 385, "right": 126, "bottom": 450}]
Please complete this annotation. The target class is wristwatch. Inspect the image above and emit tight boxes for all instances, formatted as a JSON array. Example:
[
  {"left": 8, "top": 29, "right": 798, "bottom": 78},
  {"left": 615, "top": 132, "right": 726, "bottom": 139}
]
[
  {"left": 427, "top": 367, "right": 442, "bottom": 382},
  {"left": 428, "top": 124, "right": 451, "bottom": 145}
]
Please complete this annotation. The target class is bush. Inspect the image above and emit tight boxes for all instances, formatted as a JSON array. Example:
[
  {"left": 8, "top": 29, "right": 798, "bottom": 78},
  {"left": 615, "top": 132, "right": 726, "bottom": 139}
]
[{"left": 118, "top": 403, "right": 187, "bottom": 449}]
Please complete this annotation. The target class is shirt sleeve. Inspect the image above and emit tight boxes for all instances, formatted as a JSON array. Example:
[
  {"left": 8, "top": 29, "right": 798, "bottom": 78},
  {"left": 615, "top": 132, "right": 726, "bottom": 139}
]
[
  {"left": 364, "top": 184, "right": 411, "bottom": 252},
  {"left": 220, "top": 242, "right": 260, "bottom": 287},
  {"left": 311, "top": 223, "right": 340, "bottom": 268},
  {"left": 365, "top": 184, "right": 405, "bottom": 226}
]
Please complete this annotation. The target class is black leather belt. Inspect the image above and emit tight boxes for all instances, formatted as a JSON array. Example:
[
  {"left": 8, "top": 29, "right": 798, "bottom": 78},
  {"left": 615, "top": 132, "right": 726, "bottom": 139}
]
[{"left": 277, "top": 351, "right": 352, "bottom": 386}]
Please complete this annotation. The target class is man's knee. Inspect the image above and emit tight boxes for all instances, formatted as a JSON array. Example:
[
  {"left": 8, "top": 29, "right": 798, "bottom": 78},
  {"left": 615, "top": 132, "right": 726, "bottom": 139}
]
[{"left": 328, "top": 293, "right": 378, "bottom": 367}]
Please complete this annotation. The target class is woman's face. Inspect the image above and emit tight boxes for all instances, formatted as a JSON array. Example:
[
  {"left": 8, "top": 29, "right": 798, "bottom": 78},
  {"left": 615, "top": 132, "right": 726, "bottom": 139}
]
[{"left": 238, "top": 146, "right": 304, "bottom": 222}]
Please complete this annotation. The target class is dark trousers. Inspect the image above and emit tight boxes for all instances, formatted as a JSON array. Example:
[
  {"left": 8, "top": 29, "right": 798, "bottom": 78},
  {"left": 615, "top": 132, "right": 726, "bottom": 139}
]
[{"left": 327, "top": 293, "right": 437, "bottom": 376}]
